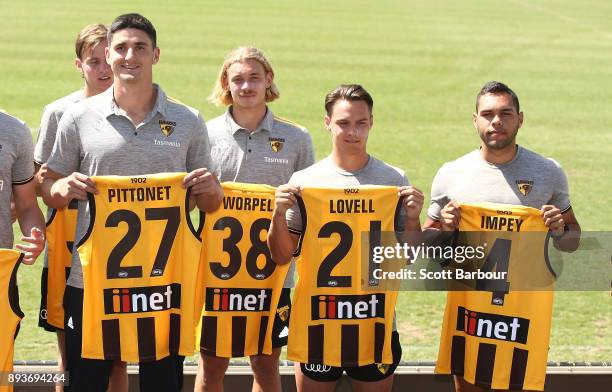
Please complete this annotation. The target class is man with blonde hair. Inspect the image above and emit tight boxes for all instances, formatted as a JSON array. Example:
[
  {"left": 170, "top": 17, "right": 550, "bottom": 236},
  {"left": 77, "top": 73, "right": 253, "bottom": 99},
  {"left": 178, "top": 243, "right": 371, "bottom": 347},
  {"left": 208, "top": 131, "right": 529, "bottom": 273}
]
[
  {"left": 195, "top": 46, "right": 314, "bottom": 391},
  {"left": 35, "top": 23, "right": 128, "bottom": 392}
]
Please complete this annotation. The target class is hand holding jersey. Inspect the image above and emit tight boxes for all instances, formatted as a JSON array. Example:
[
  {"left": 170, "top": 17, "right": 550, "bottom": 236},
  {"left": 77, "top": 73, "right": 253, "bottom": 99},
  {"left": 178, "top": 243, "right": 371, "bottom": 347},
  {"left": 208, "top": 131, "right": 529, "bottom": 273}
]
[
  {"left": 181, "top": 168, "right": 223, "bottom": 213},
  {"left": 268, "top": 85, "right": 423, "bottom": 391},
  {"left": 398, "top": 185, "right": 424, "bottom": 230},
  {"left": 40, "top": 14, "right": 221, "bottom": 392},
  {"left": 440, "top": 201, "right": 569, "bottom": 236},
  {"left": 425, "top": 81, "right": 581, "bottom": 392}
]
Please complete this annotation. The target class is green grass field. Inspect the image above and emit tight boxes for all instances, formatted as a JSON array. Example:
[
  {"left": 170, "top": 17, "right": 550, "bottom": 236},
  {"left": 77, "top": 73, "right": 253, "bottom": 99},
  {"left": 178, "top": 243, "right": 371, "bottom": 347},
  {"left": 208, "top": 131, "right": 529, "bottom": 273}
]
[{"left": 3, "top": 0, "right": 610, "bottom": 362}]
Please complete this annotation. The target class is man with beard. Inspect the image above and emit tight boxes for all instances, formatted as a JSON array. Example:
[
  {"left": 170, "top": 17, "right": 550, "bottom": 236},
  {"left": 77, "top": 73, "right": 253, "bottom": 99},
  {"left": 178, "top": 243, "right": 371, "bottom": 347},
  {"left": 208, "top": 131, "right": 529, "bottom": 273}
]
[{"left": 424, "top": 81, "right": 580, "bottom": 392}]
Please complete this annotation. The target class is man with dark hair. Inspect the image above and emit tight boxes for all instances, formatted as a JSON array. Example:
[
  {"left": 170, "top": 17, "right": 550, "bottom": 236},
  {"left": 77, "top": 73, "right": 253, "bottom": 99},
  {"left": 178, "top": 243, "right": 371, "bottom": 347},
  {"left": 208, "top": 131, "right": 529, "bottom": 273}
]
[
  {"left": 323, "top": 84, "right": 374, "bottom": 116},
  {"left": 425, "top": 81, "right": 580, "bottom": 391},
  {"left": 108, "top": 13, "right": 157, "bottom": 47},
  {"left": 42, "top": 13, "right": 222, "bottom": 392},
  {"left": 34, "top": 24, "right": 128, "bottom": 392},
  {"left": 476, "top": 81, "right": 520, "bottom": 114},
  {"left": 268, "top": 84, "right": 424, "bottom": 391}
]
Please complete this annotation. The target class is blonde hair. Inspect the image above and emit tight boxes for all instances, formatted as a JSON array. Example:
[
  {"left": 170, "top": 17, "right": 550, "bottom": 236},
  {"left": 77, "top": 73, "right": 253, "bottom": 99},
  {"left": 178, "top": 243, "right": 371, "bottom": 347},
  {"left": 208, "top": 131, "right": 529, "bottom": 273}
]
[
  {"left": 208, "top": 47, "right": 280, "bottom": 106},
  {"left": 75, "top": 24, "right": 108, "bottom": 60}
]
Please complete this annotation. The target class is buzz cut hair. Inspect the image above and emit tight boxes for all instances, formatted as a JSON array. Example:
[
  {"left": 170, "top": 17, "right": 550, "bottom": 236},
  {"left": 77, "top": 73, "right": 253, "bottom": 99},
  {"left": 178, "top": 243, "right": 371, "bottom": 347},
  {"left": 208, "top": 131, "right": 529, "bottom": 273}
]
[
  {"left": 476, "top": 81, "right": 520, "bottom": 112},
  {"left": 208, "top": 46, "right": 279, "bottom": 107},
  {"left": 108, "top": 13, "right": 157, "bottom": 48},
  {"left": 75, "top": 24, "right": 108, "bottom": 60},
  {"left": 324, "top": 84, "right": 374, "bottom": 116}
]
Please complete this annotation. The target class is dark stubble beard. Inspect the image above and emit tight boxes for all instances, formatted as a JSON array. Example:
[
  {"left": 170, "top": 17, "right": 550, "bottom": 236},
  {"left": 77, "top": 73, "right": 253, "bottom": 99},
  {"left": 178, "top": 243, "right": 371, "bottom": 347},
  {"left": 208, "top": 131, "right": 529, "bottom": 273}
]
[{"left": 480, "top": 127, "right": 519, "bottom": 150}]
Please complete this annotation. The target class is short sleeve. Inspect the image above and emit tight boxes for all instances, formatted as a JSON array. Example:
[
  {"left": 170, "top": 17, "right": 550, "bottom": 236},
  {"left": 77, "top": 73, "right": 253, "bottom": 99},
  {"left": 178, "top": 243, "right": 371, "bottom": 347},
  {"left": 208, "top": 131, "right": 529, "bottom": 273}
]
[
  {"left": 548, "top": 159, "right": 571, "bottom": 212},
  {"left": 12, "top": 122, "right": 35, "bottom": 184},
  {"left": 426, "top": 164, "right": 451, "bottom": 221},
  {"left": 295, "top": 130, "right": 315, "bottom": 172},
  {"left": 285, "top": 173, "right": 304, "bottom": 234},
  {"left": 34, "top": 106, "right": 60, "bottom": 164},
  {"left": 186, "top": 114, "right": 212, "bottom": 172},
  {"left": 46, "top": 110, "right": 82, "bottom": 176}
]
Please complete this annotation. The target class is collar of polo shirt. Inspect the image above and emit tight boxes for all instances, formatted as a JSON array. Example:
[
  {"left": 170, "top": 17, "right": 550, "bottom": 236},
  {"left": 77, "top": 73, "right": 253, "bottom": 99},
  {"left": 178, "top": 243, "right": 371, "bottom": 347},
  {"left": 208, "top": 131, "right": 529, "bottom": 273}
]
[
  {"left": 102, "top": 83, "right": 168, "bottom": 119},
  {"left": 226, "top": 106, "right": 274, "bottom": 135}
]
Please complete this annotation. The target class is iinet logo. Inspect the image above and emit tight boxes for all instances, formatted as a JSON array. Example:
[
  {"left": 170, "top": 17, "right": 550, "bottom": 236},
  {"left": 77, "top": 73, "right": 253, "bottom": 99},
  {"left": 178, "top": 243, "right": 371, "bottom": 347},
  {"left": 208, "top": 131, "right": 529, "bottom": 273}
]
[
  {"left": 456, "top": 306, "right": 530, "bottom": 344},
  {"left": 205, "top": 288, "right": 272, "bottom": 312},
  {"left": 311, "top": 294, "right": 386, "bottom": 320},
  {"left": 103, "top": 284, "right": 181, "bottom": 314}
]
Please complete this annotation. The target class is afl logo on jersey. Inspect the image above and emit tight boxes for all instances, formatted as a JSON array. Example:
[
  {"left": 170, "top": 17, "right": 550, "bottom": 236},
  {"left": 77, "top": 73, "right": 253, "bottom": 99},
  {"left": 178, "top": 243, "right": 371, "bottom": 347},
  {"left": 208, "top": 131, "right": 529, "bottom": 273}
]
[
  {"left": 151, "top": 268, "right": 163, "bottom": 276},
  {"left": 269, "top": 137, "right": 285, "bottom": 152},
  {"left": 516, "top": 180, "right": 534, "bottom": 196}
]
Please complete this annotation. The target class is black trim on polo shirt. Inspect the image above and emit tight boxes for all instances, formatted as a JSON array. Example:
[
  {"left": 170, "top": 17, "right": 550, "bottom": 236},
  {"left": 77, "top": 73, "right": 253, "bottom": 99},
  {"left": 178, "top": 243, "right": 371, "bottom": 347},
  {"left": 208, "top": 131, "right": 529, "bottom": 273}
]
[{"left": 12, "top": 175, "right": 34, "bottom": 185}]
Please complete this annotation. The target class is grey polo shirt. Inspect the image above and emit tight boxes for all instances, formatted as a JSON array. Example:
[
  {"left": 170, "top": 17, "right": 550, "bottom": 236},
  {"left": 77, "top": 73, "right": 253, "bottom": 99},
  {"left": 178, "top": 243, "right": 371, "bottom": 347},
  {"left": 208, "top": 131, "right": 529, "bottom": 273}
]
[
  {"left": 34, "top": 90, "right": 84, "bottom": 165},
  {"left": 47, "top": 85, "right": 212, "bottom": 288},
  {"left": 0, "top": 111, "right": 34, "bottom": 248},
  {"left": 207, "top": 107, "right": 315, "bottom": 287},
  {"left": 427, "top": 146, "right": 571, "bottom": 221}
]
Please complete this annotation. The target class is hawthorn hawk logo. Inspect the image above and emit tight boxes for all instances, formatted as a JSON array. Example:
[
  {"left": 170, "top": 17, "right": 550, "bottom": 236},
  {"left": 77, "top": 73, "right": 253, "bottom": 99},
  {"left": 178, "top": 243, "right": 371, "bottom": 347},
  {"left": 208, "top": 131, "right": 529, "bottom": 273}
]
[
  {"left": 516, "top": 180, "right": 534, "bottom": 196},
  {"left": 159, "top": 120, "right": 177, "bottom": 137},
  {"left": 269, "top": 137, "right": 285, "bottom": 152}
]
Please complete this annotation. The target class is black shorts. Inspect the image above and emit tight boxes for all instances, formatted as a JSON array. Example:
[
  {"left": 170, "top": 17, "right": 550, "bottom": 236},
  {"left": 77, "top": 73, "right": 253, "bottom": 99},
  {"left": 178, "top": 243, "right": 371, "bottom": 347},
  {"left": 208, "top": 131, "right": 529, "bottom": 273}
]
[
  {"left": 63, "top": 286, "right": 184, "bottom": 392},
  {"left": 271, "top": 288, "right": 291, "bottom": 348},
  {"left": 300, "top": 331, "right": 402, "bottom": 382}
]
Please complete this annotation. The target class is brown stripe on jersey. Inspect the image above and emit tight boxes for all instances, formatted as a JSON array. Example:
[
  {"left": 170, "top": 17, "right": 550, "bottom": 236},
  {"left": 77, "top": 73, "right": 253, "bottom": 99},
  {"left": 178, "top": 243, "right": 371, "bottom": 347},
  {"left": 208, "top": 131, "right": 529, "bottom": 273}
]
[
  {"left": 102, "top": 319, "right": 121, "bottom": 360},
  {"left": 475, "top": 342, "right": 496, "bottom": 388},
  {"left": 200, "top": 316, "right": 217, "bottom": 354},
  {"left": 341, "top": 324, "right": 359, "bottom": 366},
  {"left": 374, "top": 322, "right": 385, "bottom": 363},
  {"left": 307, "top": 324, "right": 324, "bottom": 363},
  {"left": 169, "top": 313, "right": 180, "bottom": 354},
  {"left": 450, "top": 335, "right": 466, "bottom": 376},
  {"left": 232, "top": 316, "right": 247, "bottom": 357},
  {"left": 509, "top": 347, "right": 528, "bottom": 390},
  {"left": 258, "top": 316, "right": 269, "bottom": 354},
  {"left": 137, "top": 317, "right": 156, "bottom": 361}
]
